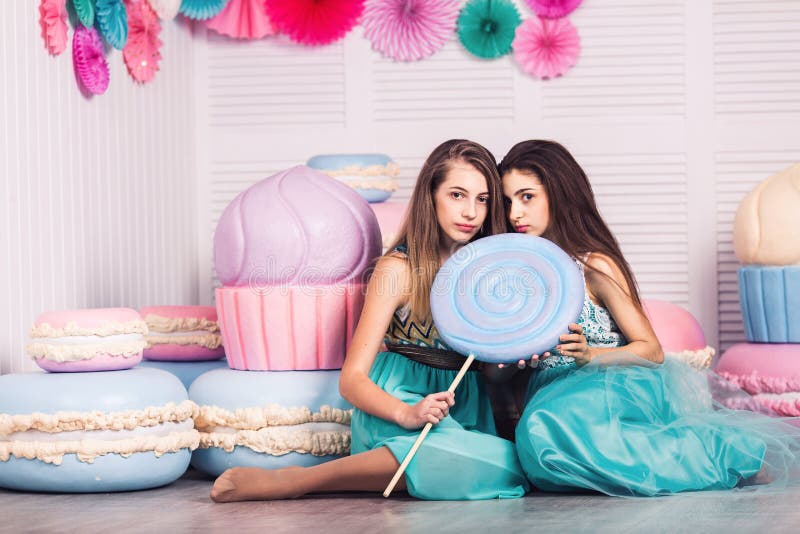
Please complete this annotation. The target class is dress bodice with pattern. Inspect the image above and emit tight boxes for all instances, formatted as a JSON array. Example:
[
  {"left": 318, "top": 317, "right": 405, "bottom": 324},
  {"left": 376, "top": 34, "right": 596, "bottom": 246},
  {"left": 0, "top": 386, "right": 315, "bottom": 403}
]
[
  {"left": 538, "top": 261, "right": 627, "bottom": 370},
  {"left": 382, "top": 244, "right": 452, "bottom": 350}
]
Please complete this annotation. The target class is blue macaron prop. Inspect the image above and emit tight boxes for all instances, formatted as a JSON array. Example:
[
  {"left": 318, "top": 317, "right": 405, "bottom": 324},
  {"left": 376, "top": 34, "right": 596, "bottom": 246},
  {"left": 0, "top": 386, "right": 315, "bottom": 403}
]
[
  {"left": 385, "top": 233, "right": 584, "bottom": 497},
  {"left": 0, "top": 368, "right": 196, "bottom": 493},
  {"left": 189, "top": 369, "right": 352, "bottom": 477}
]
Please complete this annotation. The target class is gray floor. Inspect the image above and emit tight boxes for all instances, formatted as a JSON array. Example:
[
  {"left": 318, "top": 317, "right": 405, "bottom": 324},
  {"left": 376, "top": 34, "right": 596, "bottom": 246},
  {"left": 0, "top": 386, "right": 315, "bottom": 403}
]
[{"left": 0, "top": 469, "right": 795, "bottom": 534}]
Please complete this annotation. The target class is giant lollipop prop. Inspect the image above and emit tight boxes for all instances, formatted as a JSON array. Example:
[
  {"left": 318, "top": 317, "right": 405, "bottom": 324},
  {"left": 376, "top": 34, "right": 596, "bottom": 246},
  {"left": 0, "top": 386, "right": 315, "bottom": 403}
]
[{"left": 383, "top": 233, "right": 585, "bottom": 497}]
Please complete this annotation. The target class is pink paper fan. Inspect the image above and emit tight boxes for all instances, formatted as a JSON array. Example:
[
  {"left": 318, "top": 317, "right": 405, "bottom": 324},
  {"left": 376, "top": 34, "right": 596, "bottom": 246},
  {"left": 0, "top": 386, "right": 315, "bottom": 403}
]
[
  {"left": 362, "top": 0, "right": 459, "bottom": 62},
  {"left": 39, "top": 0, "right": 68, "bottom": 55},
  {"left": 206, "top": 0, "right": 275, "bottom": 39},
  {"left": 524, "top": 0, "right": 582, "bottom": 19},
  {"left": 73, "top": 25, "right": 110, "bottom": 94},
  {"left": 264, "top": 0, "right": 365, "bottom": 46},
  {"left": 513, "top": 16, "right": 580, "bottom": 80},
  {"left": 123, "top": 0, "right": 162, "bottom": 83}
]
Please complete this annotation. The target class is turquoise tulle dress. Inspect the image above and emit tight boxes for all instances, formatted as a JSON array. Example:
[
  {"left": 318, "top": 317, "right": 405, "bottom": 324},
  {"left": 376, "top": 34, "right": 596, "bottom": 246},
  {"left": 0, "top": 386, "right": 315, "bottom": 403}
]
[
  {"left": 516, "top": 269, "right": 800, "bottom": 497},
  {"left": 350, "top": 251, "right": 529, "bottom": 500}
]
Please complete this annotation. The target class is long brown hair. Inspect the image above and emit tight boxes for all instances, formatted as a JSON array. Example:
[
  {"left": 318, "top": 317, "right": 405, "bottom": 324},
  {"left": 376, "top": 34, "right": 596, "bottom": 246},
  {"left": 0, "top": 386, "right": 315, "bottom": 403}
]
[
  {"left": 389, "top": 139, "right": 506, "bottom": 321},
  {"left": 498, "top": 140, "right": 643, "bottom": 307}
]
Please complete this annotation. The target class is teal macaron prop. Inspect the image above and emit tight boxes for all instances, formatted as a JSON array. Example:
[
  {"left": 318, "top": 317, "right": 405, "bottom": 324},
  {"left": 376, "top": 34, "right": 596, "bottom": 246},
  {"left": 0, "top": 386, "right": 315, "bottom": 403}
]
[{"left": 384, "top": 233, "right": 585, "bottom": 497}]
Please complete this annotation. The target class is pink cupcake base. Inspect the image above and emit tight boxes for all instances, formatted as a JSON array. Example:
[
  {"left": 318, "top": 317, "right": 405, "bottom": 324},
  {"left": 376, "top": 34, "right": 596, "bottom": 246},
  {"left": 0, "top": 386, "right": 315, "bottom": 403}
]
[
  {"left": 216, "top": 284, "right": 365, "bottom": 371},
  {"left": 143, "top": 345, "right": 225, "bottom": 362},
  {"left": 35, "top": 351, "right": 143, "bottom": 373}
]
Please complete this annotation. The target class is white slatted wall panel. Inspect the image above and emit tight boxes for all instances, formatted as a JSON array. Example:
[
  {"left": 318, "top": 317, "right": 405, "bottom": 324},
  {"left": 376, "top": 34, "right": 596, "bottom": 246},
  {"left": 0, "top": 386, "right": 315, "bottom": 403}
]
[
  {"left": 0, "top": 4, "right": 197, "bottom": 374},
  {"left": 371, "top": 39, "right": 515, "bottom": 123},
  {"left": 544, "top": 1, "right": 686, "bottom": 119},
  {"left": 713, "top": 0, "right": 800, "bottom": 350},
  {"left": 206, "top": 33, "right": 345, "bottom": 127},
  {"left": 713, "top": 0, "right": 800, "bottom": 115},
  {"left": 578, "top": 153, "right": 689, "bottom": 305}
]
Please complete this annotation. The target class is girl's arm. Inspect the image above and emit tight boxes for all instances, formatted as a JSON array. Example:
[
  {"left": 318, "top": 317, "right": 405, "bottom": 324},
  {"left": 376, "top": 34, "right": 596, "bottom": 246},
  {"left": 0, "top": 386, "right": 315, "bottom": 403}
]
[
  {"left": 339, "top": 256, "right": 454, "bottom": 429},
  {"left": 560, "top": 253, "right": 664, "bottom": 364}
]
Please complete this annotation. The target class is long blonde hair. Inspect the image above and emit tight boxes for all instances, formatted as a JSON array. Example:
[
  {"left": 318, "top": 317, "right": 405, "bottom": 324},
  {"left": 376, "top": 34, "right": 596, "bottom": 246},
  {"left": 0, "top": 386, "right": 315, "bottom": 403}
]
[{"left": 388, "top": 140, "right": 506, "bottom": 321}]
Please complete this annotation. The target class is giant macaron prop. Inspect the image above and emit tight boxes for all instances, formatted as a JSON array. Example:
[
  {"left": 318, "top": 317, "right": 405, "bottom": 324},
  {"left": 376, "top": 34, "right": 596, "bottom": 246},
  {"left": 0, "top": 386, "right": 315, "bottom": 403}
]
[
  {"left": 213, "top": 165, "right": 381, "bottom": 371},
  {"left": 0, "top": 368, "right": 199, "bottom": 492},
  {"left": 383, "top": 233, "right": 585, "bottom": 496},
  {"left": 27, "top": 308, "right": 148, "bottom": 372}
]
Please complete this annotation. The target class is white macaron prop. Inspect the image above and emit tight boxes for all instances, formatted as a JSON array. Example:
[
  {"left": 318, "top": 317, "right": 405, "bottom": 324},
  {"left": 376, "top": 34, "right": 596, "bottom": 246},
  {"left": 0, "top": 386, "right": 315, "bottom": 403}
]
[{"left": 383, "top": 234, "right": 585, "bottom": 497}]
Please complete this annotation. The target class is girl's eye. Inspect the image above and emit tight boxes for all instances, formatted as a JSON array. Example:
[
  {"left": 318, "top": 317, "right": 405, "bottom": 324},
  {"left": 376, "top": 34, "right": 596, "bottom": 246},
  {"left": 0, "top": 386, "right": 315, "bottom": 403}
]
[
  {"left": 451, "top": 191, "right": 464, "bottom": 200},
  {"left": 522, "top": 193, "right": 534, "bottom": 201},
  {"left": 478, "top": 196, "right": 489, "bottom": 204}
]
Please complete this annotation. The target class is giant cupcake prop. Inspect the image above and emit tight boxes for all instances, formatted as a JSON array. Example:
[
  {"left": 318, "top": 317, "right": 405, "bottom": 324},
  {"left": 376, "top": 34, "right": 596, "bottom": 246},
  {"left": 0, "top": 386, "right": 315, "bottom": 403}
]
[
  {"left": 715, "top": 163, "right": 800, "bottom": 416},
  {"left": 213, "top": 165, "right": 382, "bottom": 370}
]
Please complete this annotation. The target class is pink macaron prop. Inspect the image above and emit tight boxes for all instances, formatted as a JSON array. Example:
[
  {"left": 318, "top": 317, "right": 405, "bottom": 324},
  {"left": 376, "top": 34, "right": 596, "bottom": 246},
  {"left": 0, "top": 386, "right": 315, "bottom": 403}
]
[
  {"left": 27, "top": 308, "right": 148, "bottom": 372},
  {"left": 384, "top": 233, "right": 585, "bottom": 496},
  {"left": 140, "top": 306, "right": 224, "bottom": 362}
]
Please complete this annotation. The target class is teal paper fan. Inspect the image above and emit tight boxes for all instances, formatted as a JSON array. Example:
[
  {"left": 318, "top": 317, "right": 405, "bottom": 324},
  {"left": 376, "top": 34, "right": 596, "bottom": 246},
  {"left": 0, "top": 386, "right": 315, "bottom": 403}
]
[
  {"left": 96, "top": 0, "right": 128, "bottom": 50},
  {"left": 179, "top": 0, "right": 229, "bottom": 20},
  {"left": 72, "top": 0, "right": 95, "bottom": 27},
  {"left": 457, "top": 0, "right": 521, "bottom": 59}
]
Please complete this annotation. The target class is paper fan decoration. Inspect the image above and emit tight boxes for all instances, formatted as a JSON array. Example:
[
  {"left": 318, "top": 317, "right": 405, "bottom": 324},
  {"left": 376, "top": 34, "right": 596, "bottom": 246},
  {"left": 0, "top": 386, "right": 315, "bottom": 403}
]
[
  {"left": 206, "top": 0, "right": 275, "bottom": 39},
  {"left": 123, "top": 0, "right": 162, "bottom": 83},
  {"left": 179, "top": 0, "right": 229, "bottom": 20},
  {"left": 96, "top": 0, "right": 129, "bottom": 49},
  {"left": 72, "top": 0, "right": 95, "bottom": 26},
  {"left": 457, "top": 0, "right": 521, "bottom": 59},
  {"left": 513, "top": 16, "right": 580, "bottom": 79},
  {"left": 39, "top": 0, "right": 69, "bottom": 55},
  {"left": 265, "top": 0, "right": 365, "bottom": 46},
  {"left": 148, "top": 0, "right": 181, "bottom": 19},
  {"left": 362, "top": 0, "right": 460, "bottom": 62},
  {"left": 73, "top": 25, "right": 110, "bottom": 95},
  {"left": 524, "top": 0, "right": 582, "bottom": 19}
]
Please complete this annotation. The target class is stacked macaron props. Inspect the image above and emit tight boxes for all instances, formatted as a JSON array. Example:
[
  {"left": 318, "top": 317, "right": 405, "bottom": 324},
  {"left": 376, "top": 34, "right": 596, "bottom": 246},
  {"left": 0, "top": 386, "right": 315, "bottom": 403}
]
[
  {"left": 189, "top": 369, "right": 352, "bottom": 476},
  {"left": 0, "top": 368, "right": 199, "bottom": 492},
  {"left": 27, "top": 308, "right": 147, "bottom": 372},
  {"left": 191, "top": 165, "right": 379, "bottom": 475},
  {"left": 306, "top": 154, "right": 399, "bottom": 204},
  {"left": 715, "top": 164, "right": 800, "bottom": 416},
  {"left": 141, "top": 306, "right": 224, "bottom": 362},
  {"left": 643, "top": 300, "right": 715, "bottom": 370},
  {"left": 383, "top": 233, "right": 585, "bottom": 496},
  {"left": 213, "top": 165, "right": 381, "bottom": 371},
  {"left": 138, "top": 306, "right": 228, "bottom": 389}
]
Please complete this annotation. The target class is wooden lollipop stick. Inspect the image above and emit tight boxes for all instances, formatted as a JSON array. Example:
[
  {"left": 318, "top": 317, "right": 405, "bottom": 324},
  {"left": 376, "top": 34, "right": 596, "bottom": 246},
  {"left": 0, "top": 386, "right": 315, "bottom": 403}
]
[{"left": 382, "top": 354, "right": 476, "bottom": 498}]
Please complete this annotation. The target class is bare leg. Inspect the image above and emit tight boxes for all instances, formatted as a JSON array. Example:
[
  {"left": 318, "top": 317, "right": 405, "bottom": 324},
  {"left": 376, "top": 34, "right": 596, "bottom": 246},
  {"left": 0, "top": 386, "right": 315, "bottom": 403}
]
[{"left": 210, "top": 446, "right": 406, "bottom": 502}]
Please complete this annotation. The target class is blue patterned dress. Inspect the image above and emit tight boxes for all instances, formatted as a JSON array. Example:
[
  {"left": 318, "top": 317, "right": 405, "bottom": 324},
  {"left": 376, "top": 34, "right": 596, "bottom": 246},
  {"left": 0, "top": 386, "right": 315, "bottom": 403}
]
[
  {"left": 516, "top": 270, "right": 800, "bottom": 496},
  {"left": 350, "top": 248, "right": 529, "bottom": 500}
]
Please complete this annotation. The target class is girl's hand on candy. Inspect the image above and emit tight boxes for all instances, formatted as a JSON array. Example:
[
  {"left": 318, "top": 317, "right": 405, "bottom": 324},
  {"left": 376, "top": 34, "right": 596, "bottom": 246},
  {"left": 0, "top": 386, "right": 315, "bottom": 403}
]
[
  {"left": 557, "top": 323, "right": 592, "bottom": 365},
  {"left": 398, "top": 391, "right": 455, "bottom": 429}
]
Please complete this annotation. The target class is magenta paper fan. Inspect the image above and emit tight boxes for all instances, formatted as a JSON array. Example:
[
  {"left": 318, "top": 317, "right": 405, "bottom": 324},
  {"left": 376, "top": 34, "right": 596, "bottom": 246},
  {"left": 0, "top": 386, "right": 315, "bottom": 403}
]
[
  {"left": 525, "top": 0, "right": 582, "bottom": 19},
  {"left": 39, "top": 0, "right": 68, "bottom": 55},
  {"left": 513, "top": 16, "right": 580, "bottom": 80},
  {"left": 362, "top": 0, "right": 459, "bottom": 61},
  {"left": 123, "top": 0, "right": 162, "bottom": 83},
  {"left": 264, "top": 0, "right": 365, "bottom": 46},
  {"left": 206, "top": 0, "right": 275, "bottom": 39},
  {"left": 73, "top": 25, "right": 110, "bottom": 95}
]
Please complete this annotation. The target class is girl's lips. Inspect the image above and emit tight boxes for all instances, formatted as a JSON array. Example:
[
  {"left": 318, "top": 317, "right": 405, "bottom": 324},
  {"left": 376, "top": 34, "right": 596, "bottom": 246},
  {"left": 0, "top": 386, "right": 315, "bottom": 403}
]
[
  {"left": 455, "top": 224, "right": 476, "bottom": 232},
  {"left": 515, "top": 225, "right": 529, "bottom": 233}
]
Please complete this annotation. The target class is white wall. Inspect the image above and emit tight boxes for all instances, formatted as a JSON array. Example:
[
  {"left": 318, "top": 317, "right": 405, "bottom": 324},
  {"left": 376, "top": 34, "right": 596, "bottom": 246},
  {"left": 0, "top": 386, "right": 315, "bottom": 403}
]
[
  {"left": 0, "top": 3, "right": 198, "bottom": 373},
  {"left": 196, "top": 0, "right": 800, "bottom": 352}
]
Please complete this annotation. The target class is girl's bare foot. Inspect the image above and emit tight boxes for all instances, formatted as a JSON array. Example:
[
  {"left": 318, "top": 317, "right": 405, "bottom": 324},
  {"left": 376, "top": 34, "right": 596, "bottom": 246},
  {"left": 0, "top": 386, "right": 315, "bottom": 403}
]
[{"left": 210, "top": 466, "right": 304, "bottom": 502}]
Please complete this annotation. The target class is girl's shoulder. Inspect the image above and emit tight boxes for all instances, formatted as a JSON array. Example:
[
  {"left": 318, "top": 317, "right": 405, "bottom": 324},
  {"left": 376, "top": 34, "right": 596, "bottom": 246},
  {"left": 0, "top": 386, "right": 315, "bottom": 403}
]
[{"left": 584, "top": 252, "right": 621, "bottom": 277}]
